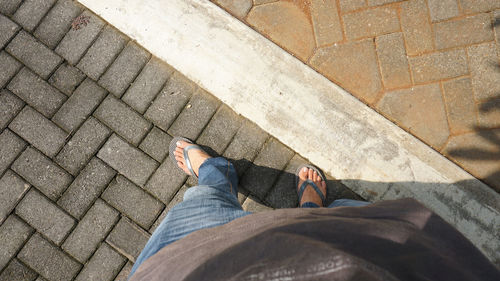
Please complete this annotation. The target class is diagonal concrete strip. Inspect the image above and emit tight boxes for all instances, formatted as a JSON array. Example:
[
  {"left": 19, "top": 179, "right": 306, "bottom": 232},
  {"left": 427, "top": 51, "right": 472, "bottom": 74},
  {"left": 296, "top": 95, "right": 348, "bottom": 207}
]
[{"left": 78, "top": 0, "right": 500, "bottom": 264}]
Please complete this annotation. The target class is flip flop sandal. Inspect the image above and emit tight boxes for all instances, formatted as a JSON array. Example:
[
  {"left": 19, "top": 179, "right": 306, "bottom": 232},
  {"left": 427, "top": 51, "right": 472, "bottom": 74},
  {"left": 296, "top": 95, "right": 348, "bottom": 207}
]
[
  {"left": 169, "top": 137, "right": 205, "bottom": 179},
  {"left": 295, "top": 164, "right": 326, "bottom": 207}
]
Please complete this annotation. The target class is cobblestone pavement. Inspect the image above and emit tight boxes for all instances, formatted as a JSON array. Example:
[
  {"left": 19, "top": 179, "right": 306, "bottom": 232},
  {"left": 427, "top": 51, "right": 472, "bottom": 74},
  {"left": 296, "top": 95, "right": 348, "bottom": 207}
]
[
  {"left": 0, "top": 1, "right": 364, "bottom": 280},
  {"left": 212, "top": 0, "right": 500, "bottom": 192}
]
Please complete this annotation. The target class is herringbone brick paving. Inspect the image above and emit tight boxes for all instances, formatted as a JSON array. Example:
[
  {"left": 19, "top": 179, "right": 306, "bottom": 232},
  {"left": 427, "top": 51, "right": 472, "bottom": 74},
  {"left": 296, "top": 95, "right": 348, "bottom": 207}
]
[{"left": 0, "top": 1, "right": 361, "bottom": 280}]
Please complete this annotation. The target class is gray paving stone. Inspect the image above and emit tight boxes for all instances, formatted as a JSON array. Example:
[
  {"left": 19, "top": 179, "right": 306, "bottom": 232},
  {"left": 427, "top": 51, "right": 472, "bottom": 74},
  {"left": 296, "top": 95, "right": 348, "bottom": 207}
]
[
  {"left": 223, "top": 120, "right": 269, "bottom": 177},
  {"left": 144, "top": 72, "right": 197, "bottom": 131},
  {"left": 0, "top": 51, "right": 22, "bottom": 89},
  {"left": 9, "top": 106, "right": 67, "bottom": 158},
  {"left": 114, "top": 261, "right": 132, "bottom": 281},
  {"left": 102, "top": 175, "right": 164, "bottom": 229},
  {"left": 56, "top": 10, "right": 105, "bottom": 65},
  {"left": 6, "top": 31, "right": 63, "bottom": 79},
  {"left": 185, "top": 174, "right": 198, "bottom": 187},
  {"left": 62, "top": 199, "right": 119, "bottom": 263},
  {"left": 150, "top": 184, "right": 187, "bottom": 232},
  {"left": 0, "top": 171, "right": 30, "bottom": 224},
  {"left": 0, "top": 259, "right": 37, "bottom": 281},
  {"left": 12, "top": 147, "right": 72, "bottom": 200},
  {"left": 98, "top": 134, "right": 158, "bottom": 186},
  {"left": 327, "top": 177, "right": 363, "bottom": 202},
  {"left": 0, "top": 215, "right": 32, "bottom": 271},
  {"left": 0, "top": 90, "right": 24, "bottom": 130},
  {"left": 34, "top": 0, "right": 82, "bottom": 48},
  {"left": 18, "top": 233, "right": 82, "bottom": 281},
  {"left": 16, "top": 189, "right": 75, "bottom": 245},
  {"left": 57, "top": 157, "right": 116, "bottom": 219},
  {"left": 77, "top": 25, "right": 128, "bottom": 80},
  {"left": 197, "top": 105, "right": 242, "bottom": 154},
  {"left": 56, "top": 117, "right": 111, "bottom": 175},
  {"left": 48, "top": 63, "right": 86, "bottom": 96},
  {"left": 12, "top": 0, "right": 57, "bottom": 32},
  {"left": 242, "top": 197, "right": 273, "bottom": 212},
  {"left": 106, "top": 217, "right": 150, "bottom": 262},
  {"left": 122, "top": 57, "right": 173, "bottom": 114},
  {"left": 94, "top": 95, "right": 151, "bottom": 145},
  {"left": 139, "top": 127, "right": 172, "bottom": 162},
  {"left": 149, "top": 208, "right": 167, "bottom": 234},
  {"left": 0, "top": 14, "right": 20, "bottom": 49},
  {"left": 52, "top": 78, "right": 107, "bottom": 132},
  {"left": 7, "top": 68, "right": 66, "bottom": 118},
  {"left": 240, "top": 138, "right": 294, "bottom": 199},
  {"left": 145, "top": 159, "right": 187, "bottom": 204},
  {"left": 237, "top": 186, "right": 249, "bottom": 204},
  {"left": 99, "top": 41, "right": 150, "bottom": 97},
  {"left": 0, "top": 0, "right": 23, "bottom": 15},
  {"left": 265, "top": 154, "right": 308, "bottom": 208},
  {"left": 74, "top": 243, "right": 126, "bottom": 281},
  {"left": 168, "top": 89, "right": 220, "bottom": 140},
  {"left": 0, "top": 129, "right": 26, "bottom": 175}
]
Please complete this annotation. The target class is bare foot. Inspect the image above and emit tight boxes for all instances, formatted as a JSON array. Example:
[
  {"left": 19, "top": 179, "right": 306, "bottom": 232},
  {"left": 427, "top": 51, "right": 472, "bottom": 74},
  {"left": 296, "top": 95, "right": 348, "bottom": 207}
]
[
  {"left": 173, "top": 141, "right": 211, "bottom": 177},
  {"left": 297, "top": 167, "right": 327, "bottom": 207}
]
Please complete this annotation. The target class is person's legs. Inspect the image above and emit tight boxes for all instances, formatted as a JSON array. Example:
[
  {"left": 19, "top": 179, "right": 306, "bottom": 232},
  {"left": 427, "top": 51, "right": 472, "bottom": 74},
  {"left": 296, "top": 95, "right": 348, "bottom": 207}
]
[{"left": 130, "top": 146, "right": 250, "bottom": 277}]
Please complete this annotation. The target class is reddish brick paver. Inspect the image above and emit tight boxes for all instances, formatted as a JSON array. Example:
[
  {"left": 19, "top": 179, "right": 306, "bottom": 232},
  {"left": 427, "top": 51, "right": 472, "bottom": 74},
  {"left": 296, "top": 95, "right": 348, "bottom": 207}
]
[
  {"left": 213, "top": 0, "right": 500, "bottom": 192},
  {"left": 247, "top": 1, "right": 315, "bottom": 61}
]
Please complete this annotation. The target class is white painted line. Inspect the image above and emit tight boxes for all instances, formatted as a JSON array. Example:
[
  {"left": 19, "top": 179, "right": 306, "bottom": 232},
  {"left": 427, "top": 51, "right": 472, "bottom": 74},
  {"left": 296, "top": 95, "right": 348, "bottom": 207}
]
[{"left": 78, "top": 0, "right": 500, "bottom": 263}]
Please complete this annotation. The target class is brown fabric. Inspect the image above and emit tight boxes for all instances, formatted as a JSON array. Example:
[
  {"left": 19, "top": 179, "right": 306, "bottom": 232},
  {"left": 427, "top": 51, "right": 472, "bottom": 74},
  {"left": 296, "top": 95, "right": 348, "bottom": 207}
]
[{"left": 130, "top": 199, "right": 499, "bottom": 281}]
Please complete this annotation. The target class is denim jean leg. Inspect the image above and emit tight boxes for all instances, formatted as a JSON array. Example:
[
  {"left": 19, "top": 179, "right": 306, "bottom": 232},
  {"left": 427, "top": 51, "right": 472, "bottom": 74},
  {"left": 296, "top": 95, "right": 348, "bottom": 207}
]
[
  {"left": 328, "top": 199, "right": 371, "bottom": 208},
  {"left": 197, "top": 157, "right": 239, "bottom": 196},
  {"left": 129, "top": 157, "right": 250, "bottom": 277}
]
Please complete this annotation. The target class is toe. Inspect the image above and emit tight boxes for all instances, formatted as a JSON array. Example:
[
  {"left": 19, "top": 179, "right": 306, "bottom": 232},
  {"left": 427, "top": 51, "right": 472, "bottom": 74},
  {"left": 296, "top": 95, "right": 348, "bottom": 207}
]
[
  {"left": 175, "top": 155, "right": 185, "bottom": 165},
  {"left": 175, "top": 146, "right": 183, "bottom": 154},
  {"left": 174, "top": 150, "right": 183, "bottom": 158},
  {"left": 299, "top": 167, "right": 308, "bottom": 181},
  {"left": 321, "top": 180, "right": 326, "bottom": 189},
  {"left": 176, "top": 140, "right": 189, "bottom": 149},
  {"left": 308, "top": 168, "right": 313, "bottom": 180},
  {"left": 313, "top": 171, "right": 318, "bottom": 182}
]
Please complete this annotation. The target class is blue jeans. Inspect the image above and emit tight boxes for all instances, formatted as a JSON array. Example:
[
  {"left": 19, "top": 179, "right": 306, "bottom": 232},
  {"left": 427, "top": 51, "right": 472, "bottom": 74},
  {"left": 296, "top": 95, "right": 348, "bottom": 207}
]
[{"left": 129, "top": 157, "right": 369, "bottom": 277}]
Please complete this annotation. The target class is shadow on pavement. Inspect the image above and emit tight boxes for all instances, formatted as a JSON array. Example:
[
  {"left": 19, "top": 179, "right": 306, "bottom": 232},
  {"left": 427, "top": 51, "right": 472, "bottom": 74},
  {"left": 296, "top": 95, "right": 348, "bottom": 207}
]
[{"left": 446, "top": 52, "right": 500, "bottom": 192}]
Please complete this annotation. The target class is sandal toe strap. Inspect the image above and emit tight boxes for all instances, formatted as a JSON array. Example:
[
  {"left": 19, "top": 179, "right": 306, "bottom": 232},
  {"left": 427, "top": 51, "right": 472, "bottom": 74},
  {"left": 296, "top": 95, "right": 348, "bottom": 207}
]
[
  {"left": 183, "top": 145, "right": 202, "bottom": 178},
  {"left": 298, "top": 180, "right": 325, "bottom": 205}
]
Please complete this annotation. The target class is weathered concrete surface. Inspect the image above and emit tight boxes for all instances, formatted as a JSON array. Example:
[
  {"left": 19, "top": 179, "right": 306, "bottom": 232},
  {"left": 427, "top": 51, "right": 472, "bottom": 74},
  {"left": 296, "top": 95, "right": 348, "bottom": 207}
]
[{"left": 78, "top": 0, "right": 500, "bottom": 264}]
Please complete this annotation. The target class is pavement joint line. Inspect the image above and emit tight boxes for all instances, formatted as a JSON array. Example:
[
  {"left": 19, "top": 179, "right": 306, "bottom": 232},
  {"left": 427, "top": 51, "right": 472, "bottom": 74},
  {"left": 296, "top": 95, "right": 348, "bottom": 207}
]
[
  {"left": 0, "top": 175, "right": 31, "bottom": 227},
  {"left": 139, "top": 70, "right": 172, "bottom": 120},
  {"left": 190, "top": 93, "right": 223, "bottom": 142},
  {"left": 27, "top": 0, "right": 59, "bottom": 34},
  {"left": 77, "top": 0, "right": 500, "bottom": 264},
  {"left": 0, "top": 234, "right": 36, "bottom": 278},
  {"left": 71, "top": 10, "right": 106, "bottom": 67},
  {"left": 104, "top": 47, "right": 152, "bottom": 99},
  {"left": 91, "top": 27, "right": 130, "bottom": 81},
  {"left": 260, "top": 151, "right": 296, "bottom": 202}
]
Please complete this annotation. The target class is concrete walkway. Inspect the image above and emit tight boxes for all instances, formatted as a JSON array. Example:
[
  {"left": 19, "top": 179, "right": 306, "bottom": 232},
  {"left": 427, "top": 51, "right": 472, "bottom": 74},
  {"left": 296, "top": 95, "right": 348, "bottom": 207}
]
[{"left": 0, "top": 1, "right": 364, "bottom": 279}]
